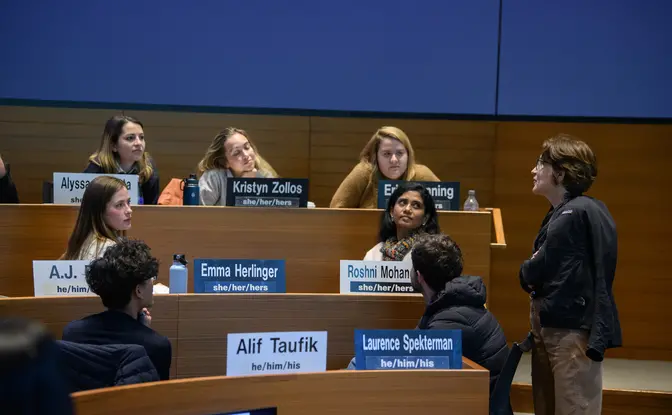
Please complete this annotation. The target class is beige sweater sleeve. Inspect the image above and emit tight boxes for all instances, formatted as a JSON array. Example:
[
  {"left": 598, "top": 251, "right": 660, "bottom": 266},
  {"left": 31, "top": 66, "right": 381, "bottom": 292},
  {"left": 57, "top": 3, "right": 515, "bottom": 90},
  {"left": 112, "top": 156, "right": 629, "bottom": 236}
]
[
  {"left": 329, "top": 163, "right": 372, "bottom": 208},
  {"left": 412, "top": 164, "right": 440, "bottom": 182}
]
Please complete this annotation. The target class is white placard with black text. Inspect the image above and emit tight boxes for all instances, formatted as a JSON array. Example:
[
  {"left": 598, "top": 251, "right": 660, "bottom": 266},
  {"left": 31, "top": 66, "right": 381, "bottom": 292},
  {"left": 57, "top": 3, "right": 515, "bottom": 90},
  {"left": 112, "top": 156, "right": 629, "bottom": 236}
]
[
  {"left": 33, "top": 260, "right": 92, "bottom": 296},
  {"left": 226, "top": 331, "right": 327, "bottom": 376},
  {"left": 339, "top": 260, "right": 416, "bottom": 294},
  {"left": 53, "top": 172, "right": 139, "bottom": 205}
]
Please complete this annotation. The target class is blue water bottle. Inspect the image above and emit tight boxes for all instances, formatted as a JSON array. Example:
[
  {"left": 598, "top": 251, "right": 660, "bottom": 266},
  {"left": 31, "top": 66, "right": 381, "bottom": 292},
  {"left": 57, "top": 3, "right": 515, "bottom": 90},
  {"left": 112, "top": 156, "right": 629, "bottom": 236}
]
[
  {"left": 182, "top": 174, "right": 200, "bottom": 205},
  {"left": 169, "top": 254, "right": 188, "bottom": 294}
]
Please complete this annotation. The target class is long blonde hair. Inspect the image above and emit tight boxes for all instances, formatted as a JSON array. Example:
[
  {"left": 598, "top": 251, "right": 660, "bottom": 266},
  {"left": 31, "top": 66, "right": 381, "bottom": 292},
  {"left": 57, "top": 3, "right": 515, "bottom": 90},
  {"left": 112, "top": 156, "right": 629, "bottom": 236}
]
[
  {"left": 197, "top": 127, "right": 278, "bottom": 177},
  {"left": 359, "top": 126, "right": 417, "bottom": 181},
  {"left": 88, "top": 115, "right": 154, "bottom": 183},
  {"left": 61, "top": 176, "right": 128, "bottom": 260}
]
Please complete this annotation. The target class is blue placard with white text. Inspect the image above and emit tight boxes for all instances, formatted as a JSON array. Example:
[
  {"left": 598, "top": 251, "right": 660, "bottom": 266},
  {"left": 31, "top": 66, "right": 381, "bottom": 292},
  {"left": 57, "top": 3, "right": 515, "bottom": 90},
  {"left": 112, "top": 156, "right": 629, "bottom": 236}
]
[
  {"left": 226, "top": 178, "right": 309, "bottom": 208},
  {"left": 354, "top": 329, "right": 462, "bottom": 370},
  {"left": 193, "top": 259, "right": 286, "bottom": 294},
  {"left": 377, "top": 180, "right": 460, "bottom": 210}
]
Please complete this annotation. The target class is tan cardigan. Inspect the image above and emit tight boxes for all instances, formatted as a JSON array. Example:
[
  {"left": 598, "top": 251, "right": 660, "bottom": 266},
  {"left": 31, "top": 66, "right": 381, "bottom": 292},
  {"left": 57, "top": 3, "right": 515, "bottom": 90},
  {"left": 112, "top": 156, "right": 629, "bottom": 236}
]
[{"left": 329, "top": 162, "right": 440, "bottom": 209}]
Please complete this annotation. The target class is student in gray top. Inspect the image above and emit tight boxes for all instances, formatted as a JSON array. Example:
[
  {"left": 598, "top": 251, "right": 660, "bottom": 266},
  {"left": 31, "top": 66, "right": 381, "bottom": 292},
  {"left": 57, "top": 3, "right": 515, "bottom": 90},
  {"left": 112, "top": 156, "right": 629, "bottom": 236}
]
[{"left": 196, "top": 127, "right": 278, "bottom": 206}]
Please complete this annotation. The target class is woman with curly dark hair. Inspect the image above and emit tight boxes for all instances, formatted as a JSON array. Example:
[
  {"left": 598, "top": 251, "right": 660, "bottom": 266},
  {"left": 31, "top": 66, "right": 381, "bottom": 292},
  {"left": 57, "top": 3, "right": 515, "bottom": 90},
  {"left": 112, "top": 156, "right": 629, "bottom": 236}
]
[{"left": 62, "top": 238, "right": 172, "bottom": 380}]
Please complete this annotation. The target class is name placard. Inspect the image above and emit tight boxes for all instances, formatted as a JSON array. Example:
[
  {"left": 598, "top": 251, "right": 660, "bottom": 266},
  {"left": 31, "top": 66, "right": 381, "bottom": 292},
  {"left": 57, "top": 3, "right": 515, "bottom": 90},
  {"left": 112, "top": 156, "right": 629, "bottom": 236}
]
[
  {"left": 226, "top": 331, "right": 328, "bottom": 376},
  {"left": 53, "top": 173, "right": 140, "bottom": 205},
  {"left": 339, "top": 260, "right": 416, "bottom": 294},
  {"left": 226, "top": 178, "right": 309, "bottom": 208},
  {"left": 354, "top": 329, "right": 462, "bottom": 370},
  {"left": 33, "top": 260, "right": 92, "bottom": 296},
  {"left": 377, "top": 180, "right": 461, "bottom": 211},
  {"left": 193, "top": 259, "right": 286, "bottom": 293}
]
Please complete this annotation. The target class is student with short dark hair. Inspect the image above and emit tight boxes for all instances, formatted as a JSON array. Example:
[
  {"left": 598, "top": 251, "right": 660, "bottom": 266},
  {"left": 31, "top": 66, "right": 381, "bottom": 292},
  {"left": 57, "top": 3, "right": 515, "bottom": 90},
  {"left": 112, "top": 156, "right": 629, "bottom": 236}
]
[
  {"left": 85, "top": 115, "right": 160, "bottom": 204},
  {"left": 521, "top": 134, "right": 621, "bottom": 415},
  {"left": 364, "top": 182, "right": 440, "bottom": 261},
  {"left": 62, "top": 238, "right": 172, "bottom": 380},
  {"left": 411, "top": 233, "right": 508, "bottom": 393},
  {"left": 0, "top": 154, "right": 19, "bottom": 203}
]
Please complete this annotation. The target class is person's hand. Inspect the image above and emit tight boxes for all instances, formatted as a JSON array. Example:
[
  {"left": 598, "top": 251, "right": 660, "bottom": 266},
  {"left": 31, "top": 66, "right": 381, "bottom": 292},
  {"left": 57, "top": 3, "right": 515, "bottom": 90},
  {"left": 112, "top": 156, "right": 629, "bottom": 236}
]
[
  {"left": 139, "top": 307, "right": 152, "bottom": 327},
  {"left": 0, "top": 156, "right": 6, "bottom": 179},
  {"left": 241, "top": 168, "right": 258, "bottom": 178}
]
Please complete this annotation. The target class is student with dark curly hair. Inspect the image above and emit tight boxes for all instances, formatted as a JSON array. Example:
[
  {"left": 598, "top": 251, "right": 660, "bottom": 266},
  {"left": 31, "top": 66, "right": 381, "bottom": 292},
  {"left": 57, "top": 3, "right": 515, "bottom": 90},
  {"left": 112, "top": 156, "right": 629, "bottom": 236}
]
[{"left": 62, "top": 238, "right": 172, "bottom": 380}]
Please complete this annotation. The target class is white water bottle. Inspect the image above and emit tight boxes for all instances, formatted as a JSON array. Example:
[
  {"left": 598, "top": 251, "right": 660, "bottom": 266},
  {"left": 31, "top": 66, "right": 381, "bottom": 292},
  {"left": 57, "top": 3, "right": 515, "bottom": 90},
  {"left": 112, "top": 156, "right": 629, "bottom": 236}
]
[
  {"left": 169, "top": 254, "right": 188, "bottom": 294},
  {"left": 463, "top": 190, "right": 479, "bottom": 211}
]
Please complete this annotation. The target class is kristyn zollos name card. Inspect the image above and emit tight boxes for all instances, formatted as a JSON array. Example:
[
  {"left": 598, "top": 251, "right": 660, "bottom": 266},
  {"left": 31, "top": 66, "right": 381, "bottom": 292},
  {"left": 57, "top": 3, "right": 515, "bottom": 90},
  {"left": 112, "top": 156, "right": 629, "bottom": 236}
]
[
  {"left": 193, "top": 259, "right": 286, "bottom": 293},
  {"left": 339, "top": 260, "right": 415, "bottom": 294},
  {"left": 377, "top": 180, "right": 461, "bottom": 211},
  {"left": 53, "top": 173, "right": 140, "bottom": 205},
  {"left": 226, "top": 177, "right": 309, "bottom": 208},
  {"left": 33, "top": 260, "right": 92, "bottom": 296},
  {"left": 226, "top": 331, "right": 328, "bottom": 376},
  {"left": 354, "top": 329, "right": 462, "bottom": 370}
]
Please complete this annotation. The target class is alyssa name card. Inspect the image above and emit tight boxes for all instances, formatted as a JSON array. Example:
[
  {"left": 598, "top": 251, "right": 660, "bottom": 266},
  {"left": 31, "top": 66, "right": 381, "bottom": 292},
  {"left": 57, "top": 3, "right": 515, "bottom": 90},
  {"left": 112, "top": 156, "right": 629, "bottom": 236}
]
[
  {"left": 339, "top": 260, "right": 415, "bottom": 294},
  {"left": 53, "top": 173, "right": 139, "bottom": 205}
]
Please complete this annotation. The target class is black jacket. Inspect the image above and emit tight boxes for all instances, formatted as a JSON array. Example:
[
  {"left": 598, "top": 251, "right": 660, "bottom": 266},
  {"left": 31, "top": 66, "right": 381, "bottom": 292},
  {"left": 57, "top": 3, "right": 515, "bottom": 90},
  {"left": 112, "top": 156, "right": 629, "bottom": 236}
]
[
  {"left": 417, "top": 275, "right": 508, "bottom": 392},
  {"left": 520, "top": 194, "right": 621, "bottom": 361},
  {"left": 56, "top": 340, "right": 159, "bottom": 392},
  {"left": 0, "top": 164, "right": 19, "bottom": 203},
  {"left": 84, "top": 159, "right": 160, "bottom": 204},
  {"left": 62, "top": 310, "right": 172, "bottom": 380}
]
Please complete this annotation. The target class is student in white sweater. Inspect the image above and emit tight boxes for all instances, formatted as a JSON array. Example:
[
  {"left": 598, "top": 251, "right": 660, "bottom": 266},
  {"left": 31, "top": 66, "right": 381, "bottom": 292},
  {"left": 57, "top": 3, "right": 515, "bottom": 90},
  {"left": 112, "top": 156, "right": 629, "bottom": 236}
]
[
  {"left": 364, "top": 182, "right": 441, "bottom": 261},
  {"left": 197, "top": 127, "right": 278, "bottom": 206},
  {"left": 61, "top": 176, "right": 132, "bottom": 261}
]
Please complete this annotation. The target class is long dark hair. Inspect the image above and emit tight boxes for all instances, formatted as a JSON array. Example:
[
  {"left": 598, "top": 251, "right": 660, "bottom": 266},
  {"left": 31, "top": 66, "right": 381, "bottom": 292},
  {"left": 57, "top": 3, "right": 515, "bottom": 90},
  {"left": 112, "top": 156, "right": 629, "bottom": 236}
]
[{"left": 378, "top": 182, "right": 440, "bottom": 242}]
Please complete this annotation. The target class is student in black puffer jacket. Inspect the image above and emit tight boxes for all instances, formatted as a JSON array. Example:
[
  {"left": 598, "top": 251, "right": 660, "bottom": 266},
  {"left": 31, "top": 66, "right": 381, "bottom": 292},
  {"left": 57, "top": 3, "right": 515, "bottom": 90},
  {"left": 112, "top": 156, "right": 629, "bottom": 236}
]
[{"left": 412, "top": 234, "right": 508, "bottom": 393}]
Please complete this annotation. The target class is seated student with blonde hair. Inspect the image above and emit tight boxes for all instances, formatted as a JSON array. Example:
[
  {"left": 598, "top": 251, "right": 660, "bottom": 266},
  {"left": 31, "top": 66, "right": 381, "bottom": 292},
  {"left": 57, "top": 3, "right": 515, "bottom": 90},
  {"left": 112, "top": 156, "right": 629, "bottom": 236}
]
[
  {"left": 330, "top": 126, "right": 439, "bottom": 209},
  {"left": 85, "top": 115, "right": 160, "bottom": 204},
  {"left": 364, "top": 182, "right": 441, "bottom": 261},
  {"left": 61, "top": 176, "right": 132, "bottom": 261},
  {"left": 197, "top": 127, "right": 278, "bottom": 206}
]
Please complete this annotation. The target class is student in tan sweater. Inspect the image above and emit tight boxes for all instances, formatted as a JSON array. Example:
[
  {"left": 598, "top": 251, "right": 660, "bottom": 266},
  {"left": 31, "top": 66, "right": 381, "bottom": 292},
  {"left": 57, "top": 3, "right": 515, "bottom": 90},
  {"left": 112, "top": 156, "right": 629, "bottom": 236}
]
[{"left": 329, "top": 126, "right": 439, "bottom": 208}]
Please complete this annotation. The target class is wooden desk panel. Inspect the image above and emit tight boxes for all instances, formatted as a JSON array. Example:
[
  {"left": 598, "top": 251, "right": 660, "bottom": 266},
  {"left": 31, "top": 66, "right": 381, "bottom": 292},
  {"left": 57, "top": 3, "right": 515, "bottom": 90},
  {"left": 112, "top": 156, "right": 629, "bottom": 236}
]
[
  {"left": 73, "top": 369, "right": 489, "bottom": 415},
  {"left": 175, "top": 294, "right": 424, "bottom": 378},
  {"left": 0, "top": 294, "right": 425, "bottom": 380},
  {"left": 0, "top": 205, "right": 492, "bottom": 297}
]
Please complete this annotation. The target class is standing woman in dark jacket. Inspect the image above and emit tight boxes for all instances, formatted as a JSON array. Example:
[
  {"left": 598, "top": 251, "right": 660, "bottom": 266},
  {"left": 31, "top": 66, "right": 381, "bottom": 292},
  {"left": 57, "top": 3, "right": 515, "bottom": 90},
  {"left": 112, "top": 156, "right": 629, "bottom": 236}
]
[
  {"left": 0, "top": 154, "right": 19, "bottom": 203},
  {"left": 85, "top": 115, "right": 160, "bottom": 204},
  {"left": 520, "top": 134, "right": 621, "bottom": 415}
]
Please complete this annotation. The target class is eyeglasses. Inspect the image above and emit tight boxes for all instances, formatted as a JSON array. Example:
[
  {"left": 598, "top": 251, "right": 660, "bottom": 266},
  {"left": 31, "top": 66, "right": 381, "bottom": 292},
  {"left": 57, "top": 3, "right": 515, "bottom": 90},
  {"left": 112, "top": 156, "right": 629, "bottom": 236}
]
[{"left": 535, "top": 157, "right": 548, "bottom": 170}]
